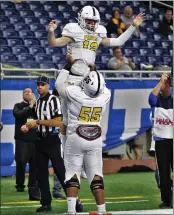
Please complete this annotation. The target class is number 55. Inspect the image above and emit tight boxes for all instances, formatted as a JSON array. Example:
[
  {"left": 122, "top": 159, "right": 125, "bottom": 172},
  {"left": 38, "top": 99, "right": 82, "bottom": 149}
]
[{"left": 78, "top": 106, "right": 102, "bottom": 122}]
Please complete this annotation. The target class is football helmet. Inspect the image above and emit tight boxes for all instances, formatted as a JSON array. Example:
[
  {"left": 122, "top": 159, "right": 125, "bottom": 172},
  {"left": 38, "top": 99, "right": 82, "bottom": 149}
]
[
  {"left": 78, "top": 6, "right": 100, "bottom": 33},
  {"left": 82, "top": 70, "right": 105, "bottom": 98}
]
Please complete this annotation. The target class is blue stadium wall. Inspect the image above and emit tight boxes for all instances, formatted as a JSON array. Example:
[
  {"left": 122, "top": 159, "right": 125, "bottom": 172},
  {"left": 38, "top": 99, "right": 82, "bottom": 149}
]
[{"left": 0, "top": 79, "right": 158, "bottom": 176}]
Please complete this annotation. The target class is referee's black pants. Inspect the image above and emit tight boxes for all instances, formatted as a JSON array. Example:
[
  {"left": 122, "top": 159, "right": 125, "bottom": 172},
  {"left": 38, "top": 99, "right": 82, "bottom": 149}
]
[
  {"left": 35, "top": 134, "right": 67, "bottom": 206},
  {"left": 155, "top": 139, "right": 173, "bottom": 205}
]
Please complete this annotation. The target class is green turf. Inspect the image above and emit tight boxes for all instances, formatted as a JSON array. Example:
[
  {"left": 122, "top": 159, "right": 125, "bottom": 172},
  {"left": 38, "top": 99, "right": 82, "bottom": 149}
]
[{"left": 1, "top": 172, "right": 161, "bottom": 214}]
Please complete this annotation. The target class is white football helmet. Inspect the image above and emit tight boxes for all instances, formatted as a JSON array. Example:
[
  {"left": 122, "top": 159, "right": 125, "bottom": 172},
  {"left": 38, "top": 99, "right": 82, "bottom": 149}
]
[
  {"left": 82, "top": 71, "right": 105, "bottom": 98},
  {"left": 78, "top": 6, "right": 100, "bottom": 33}
]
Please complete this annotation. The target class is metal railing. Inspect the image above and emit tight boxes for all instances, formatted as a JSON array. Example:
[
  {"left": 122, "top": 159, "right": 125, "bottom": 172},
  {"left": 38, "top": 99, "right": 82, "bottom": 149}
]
[{"left": 0, "top": 63, "right": 171, "bottom": 81}]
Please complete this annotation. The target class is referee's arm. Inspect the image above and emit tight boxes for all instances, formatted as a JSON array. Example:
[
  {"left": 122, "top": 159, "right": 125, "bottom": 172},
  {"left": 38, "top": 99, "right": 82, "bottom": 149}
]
[{"left": 38, "top": 96, "right": 62, "bottom": 127}]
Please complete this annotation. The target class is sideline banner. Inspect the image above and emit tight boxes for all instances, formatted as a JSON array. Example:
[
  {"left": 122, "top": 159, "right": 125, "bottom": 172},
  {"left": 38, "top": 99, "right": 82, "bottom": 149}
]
[{"left": 0, "top": 79, "right": 157, "bottom": 176}]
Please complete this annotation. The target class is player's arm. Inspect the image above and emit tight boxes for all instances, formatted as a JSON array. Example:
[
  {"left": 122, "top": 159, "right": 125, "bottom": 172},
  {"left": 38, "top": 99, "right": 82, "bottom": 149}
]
[
  {"left": 48, "top": 20, "right": 73, "bottom": 47},
  {"left": 101, "top": 13, "right": 145, "bottom": 47},
  {"left": 55, "top": 69, "right": 70, "bottom": 98}
]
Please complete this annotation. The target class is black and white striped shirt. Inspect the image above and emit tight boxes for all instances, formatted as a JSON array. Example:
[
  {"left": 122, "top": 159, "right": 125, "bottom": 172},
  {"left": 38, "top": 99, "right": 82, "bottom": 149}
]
[{"left": 35, "top": 92, "right": 62, "bottom": 133}]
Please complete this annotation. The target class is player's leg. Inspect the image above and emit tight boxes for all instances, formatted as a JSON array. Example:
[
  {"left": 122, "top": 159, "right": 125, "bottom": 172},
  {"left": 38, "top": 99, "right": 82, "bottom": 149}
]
[
  {"left": 64, "top": 133, "right": 84, "bottom": 213},
  {"left": 83, "top": 137, "right": 106, "bottom": 213}
]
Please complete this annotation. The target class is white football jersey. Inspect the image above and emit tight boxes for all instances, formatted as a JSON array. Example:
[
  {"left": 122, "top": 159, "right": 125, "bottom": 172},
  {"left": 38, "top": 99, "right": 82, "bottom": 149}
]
[
  {"left": 65, "top": 85, "right": 111, "bottom": 135},
  {"left": 62, "top": 23, "right": 107, "bottom": 65}
]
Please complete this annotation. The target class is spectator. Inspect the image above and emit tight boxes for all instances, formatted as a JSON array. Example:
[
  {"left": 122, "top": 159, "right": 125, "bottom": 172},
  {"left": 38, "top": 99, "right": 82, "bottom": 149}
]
[
  {"left": 121, "top": 6, "right": 140, "bottom": 37},
  {"left": 107, "top": 47, "right": 135, "bottom": 76},
  {"left": 13, "top": 88, "right": 40, "bottom": 200},
  {"left": 148, "top": 72, "right": 173, "bottom": 208},
  {"left": 158, "top": 9, "right": 173, "bottom": 36},
  {"left": 106, "top": 8, "right": 126, "bottom": 37}
]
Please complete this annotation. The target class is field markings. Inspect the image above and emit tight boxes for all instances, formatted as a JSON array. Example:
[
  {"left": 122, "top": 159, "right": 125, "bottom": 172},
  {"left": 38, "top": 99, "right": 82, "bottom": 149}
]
[
  {"left": 0, "top": 195, "right": 149, "bottom": 205},
  {"left": 1, "top": 199, "right": 149, "bottom": 209}
]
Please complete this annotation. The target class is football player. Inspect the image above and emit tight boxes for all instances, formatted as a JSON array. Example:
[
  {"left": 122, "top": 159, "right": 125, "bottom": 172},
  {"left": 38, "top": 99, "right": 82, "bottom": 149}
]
[
  {"left": 55, "top": 67, "right": 111, "bottom": 215},
  {"left": 48, "top": 6, "right": 145, "bottom": 141}
]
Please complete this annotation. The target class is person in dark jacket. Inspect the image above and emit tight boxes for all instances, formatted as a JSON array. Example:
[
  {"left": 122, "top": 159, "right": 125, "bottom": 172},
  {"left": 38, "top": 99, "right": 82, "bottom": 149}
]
[
  {"left": 158, "top": 9, "right": 173, "bottom": 36},
  {"left": 13, "top": 87, "right": 40, "bottom": 200},
  {"left": 106, "top": 8, "right": 126, "bottom": 37}
]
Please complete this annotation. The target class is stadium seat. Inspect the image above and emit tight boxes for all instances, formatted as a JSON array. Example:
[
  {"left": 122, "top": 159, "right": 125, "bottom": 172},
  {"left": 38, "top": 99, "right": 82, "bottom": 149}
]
[
  {"left": 153, "top": 34, "right": 167, "bottom": 41},
  {"left": 148, "top": 56, "right": 162, "bottom": 65},
  {"left": 0, "top": 30, "right": 2, "bottom": 37},
  {"left": 34, "top": 11, "right": 49, "bottom": 18},
  {"left": 18, "top": 53, "right": 35, "bottom": 62},
  {"left": 49, "top": 11, "right": 64, "bottom": 19},
  {"left": 29, "top": 46, "right": 45, "bottom": 55},
  {"left": 57, "top": 63, "right": 66, "bottom": 70},
  {"left": 170, "top": 50, "right": 172, "bottom": 56},
  {"left": 146, "top": 26, "right": 155, "bottom": 34},
  {"left": 0, "top": 46, "right": 12, "bottom": 54},
  {"left": 71, "top": 5, "right": 81, "bottom": 12},
  {"left": 35, "top": 53, "right": 52, "bottom": 63},
  {"left": 12, "top": 46, "right": 29, "bottom": 55},
  {"left": 1, "top": 53, "right": 17, "bottom": 63},
  {"left": 132, "top": 40, "right": 146, "bottom": 48},
  {"left": 52, "top": 54, "right": 65, "bottom": 63},
  {"left": 139, "top": 48, "right": 153, "bottom": 56},
  {"left": 15, "top": 2, "right": 30, "bottom": 10},
  {"left": 95, "top": 63, "right": 106, "bottom": 70},
  {"left": 0, "top": 37, "right": 8, "bottom": 46},
  {"left": 40, "top": 17, "right": 52, "bottom": 25},
  {"left": 44, "top": 4, "right": 58, "bottom": 12},
  {"left": 163, "top": 56, "right": 172, "bottom": 65},
  {"left": 154, "top": 48, "right": 167, "bottom": 56},
  {"left": 100, "top": 55, "right": 111, "bottom": 64},
  {"left": 124, "top": 48, "right": 139, "bottom": 57},
  {"left": 0, "top": 16, "right": 10, "bottom": 23},
  {"left": 0, "top": 9, "right": 5, "bottom": 16},
  {"left": 40, "top": 39, "right": 49, "bottom": 47},
  {"left": 58, "top": 4, "right": 72, "bottom": 11},
  {"left": 22, "top": 62, "right": 40, "bottom": 68},
  {"left": 139, "top": 33, "right": 148, "bottom": 41},
  {"left": 10, "top": 16, "right": 25, "bottom": 24},
  {"left": 1, "top": 2, "right": 15, "bottom": 10},
  {"left": 29, "top": 2, "right": 44, "bottom": 11},
  {"left": 30, "top": 23, "right": 45, "bottom": 31},
  {"left": 5, "top": 61, "right": 22, "bottom": 68},
  {"left": 25, "top": 17, "right": 40, "bottom": 25},
  {"left": 8, "top": 38, "right": 24, "bottom": 46},
  {"left": 20, "top": 10, "right": 35, "bottom": 18},
  {"left": 161, "top": 41, "right": 172, "bottom": 49},
  {"left": 35, "top": 31, "right": 47, "bottom": 39},
  {"left": 132, "top": 56, "right": 147, "bottom": 65},
  {"left": 63, "top": 11, "right": 77, "bottom": 19},
  {"left": 40, "top": 62, "right": 56, "bottom": 69},
  {"left": 19, "top": 29, "right": 36, "bottom": 38},
  {"left": 1, "top": 23, "right": 14, "bottom": 31},
  {"left": 24, "top": 38, "right": 40, "bottom": 47},
  {"left": 147, "top": 41, "right": 160, "bottom": 49},
  {"left": 168, "top": 35, "right": 173, "bottom": 41},
  {"left": 14, "top": 23, "right": 30, "bottom": 31},
  {"left": 45, "top": 47, "right": 62, "bottom": 55},
  {"left": 152, "top": 8, "right": 160, "bottom": 14},
  {"left": 153, "top": 21, "right": 159, "bottom": 28},
  {"left": 5, "top": 9, "right": 20, "bottom": 17},
  {"left": 3, "top": 30, "right": 19, "bottom": 38}
]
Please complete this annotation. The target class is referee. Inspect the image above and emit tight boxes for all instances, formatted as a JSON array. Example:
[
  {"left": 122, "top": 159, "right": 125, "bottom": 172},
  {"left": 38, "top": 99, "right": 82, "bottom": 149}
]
[
  {"left": 149, "top": 72, "right": 173, "bottom": 208},
  {"left": 24, "top": 76, "right": 67, "bottom": 212}
]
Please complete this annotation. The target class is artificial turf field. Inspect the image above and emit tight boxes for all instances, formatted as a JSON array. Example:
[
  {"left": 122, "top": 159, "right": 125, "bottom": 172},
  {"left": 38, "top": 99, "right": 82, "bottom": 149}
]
[{"left": 1, "top": 172, "right": 173, "bottom": 214}]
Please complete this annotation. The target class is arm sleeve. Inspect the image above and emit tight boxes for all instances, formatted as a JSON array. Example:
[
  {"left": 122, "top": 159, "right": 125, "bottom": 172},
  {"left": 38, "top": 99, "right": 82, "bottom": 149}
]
[
  {"left": 50, "top": 97, "right": 62, "bottom": 119},
  {"left": 55, "top": 69, "right": 69, "bottom": 98},
  {"left": 13, "top": 103, "right": 33, "bottom": 119},
  {"left": 109, "top": 25, "right": 136, "bottom": 46},
  {"left": 148, "top": 92, "right": 158, "bottom": 107}
]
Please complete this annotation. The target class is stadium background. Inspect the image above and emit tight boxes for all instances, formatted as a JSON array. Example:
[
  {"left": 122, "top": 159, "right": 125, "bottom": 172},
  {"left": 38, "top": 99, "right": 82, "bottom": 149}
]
[{"left": 0, "top": 0, "right": 173, "bottom": 214}]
